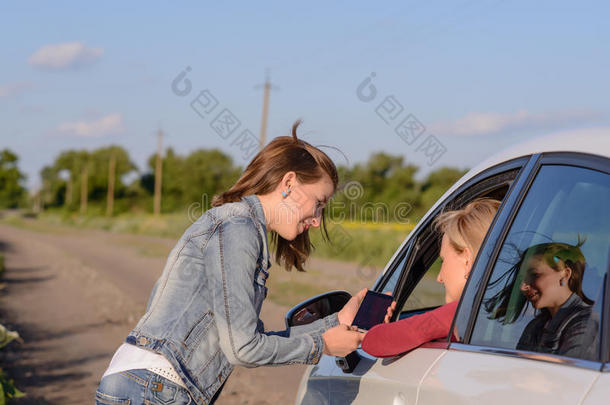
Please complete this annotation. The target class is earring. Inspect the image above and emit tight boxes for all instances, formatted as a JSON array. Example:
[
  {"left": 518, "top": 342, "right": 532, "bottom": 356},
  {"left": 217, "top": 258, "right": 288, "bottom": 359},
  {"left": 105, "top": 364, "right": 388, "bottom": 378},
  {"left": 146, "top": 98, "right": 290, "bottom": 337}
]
[
  {"left": 281, "top": 189, "right": 291, "bottom": 198},
  {"left": 560, "top": 278, "right": 565, "bottom": 286}
]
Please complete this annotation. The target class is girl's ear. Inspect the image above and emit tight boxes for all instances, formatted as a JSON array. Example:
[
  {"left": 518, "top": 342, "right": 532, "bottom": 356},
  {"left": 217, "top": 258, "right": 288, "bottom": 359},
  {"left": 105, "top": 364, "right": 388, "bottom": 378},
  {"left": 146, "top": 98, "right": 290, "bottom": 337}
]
[
  {"left": 563, "top": 266, "right": 573, "bottom": 284},
  {"left": 280, "top": 171, "right": 297, "bottom": 190}
]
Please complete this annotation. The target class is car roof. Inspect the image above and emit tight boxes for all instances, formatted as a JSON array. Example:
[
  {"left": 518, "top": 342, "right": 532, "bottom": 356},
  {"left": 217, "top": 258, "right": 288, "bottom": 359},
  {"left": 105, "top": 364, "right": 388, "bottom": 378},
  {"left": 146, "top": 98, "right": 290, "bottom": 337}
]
[
  {"left": 378, "top": 128, "right": 610, "bottom": 281},
  {"left": 436, "top": 127, "right": 610, "bottom": 214}
]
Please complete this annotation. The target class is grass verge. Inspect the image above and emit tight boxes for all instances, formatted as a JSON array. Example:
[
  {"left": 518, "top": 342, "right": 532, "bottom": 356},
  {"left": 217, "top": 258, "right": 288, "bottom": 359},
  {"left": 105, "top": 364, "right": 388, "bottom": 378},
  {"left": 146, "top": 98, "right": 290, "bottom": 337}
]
[{"left": 2, "top": 210, "right": 414, "bottom": 269}]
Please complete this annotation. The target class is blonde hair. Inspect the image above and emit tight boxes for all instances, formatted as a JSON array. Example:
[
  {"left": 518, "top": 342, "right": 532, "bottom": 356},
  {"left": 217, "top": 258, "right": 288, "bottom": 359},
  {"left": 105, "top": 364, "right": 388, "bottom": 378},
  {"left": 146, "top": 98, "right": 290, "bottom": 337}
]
[{"left": 434, "top": 198, "right": 501, "bottom": 257}]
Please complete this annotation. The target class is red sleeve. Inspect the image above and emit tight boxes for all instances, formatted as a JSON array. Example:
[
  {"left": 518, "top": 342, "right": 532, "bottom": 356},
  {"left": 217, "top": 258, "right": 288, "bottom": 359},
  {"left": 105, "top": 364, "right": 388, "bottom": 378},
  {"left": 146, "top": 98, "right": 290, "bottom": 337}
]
[{"left": 361, "top": 300, "right": 459, "bottom": 358}]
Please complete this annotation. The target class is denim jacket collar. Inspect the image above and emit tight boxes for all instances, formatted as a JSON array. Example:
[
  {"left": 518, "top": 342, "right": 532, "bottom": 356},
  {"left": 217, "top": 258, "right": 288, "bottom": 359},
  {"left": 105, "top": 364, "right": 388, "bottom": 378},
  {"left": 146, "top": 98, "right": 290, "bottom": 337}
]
[{"left": 241, "top": 194, "right": 272, "bottom": 269}]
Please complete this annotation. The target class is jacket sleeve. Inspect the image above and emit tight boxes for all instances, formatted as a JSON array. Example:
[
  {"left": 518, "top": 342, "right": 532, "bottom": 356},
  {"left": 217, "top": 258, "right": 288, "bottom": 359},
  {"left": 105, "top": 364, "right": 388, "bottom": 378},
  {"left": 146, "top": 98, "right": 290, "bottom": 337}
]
[
  {"left": 211, "top": 218, "right": 325, "bottom": 367},
  {"left": 290, "top": 313, "right": 340, "bottom": 336},
  {"left": 361, "top": 300, "right": 458, "bottom": 358}
]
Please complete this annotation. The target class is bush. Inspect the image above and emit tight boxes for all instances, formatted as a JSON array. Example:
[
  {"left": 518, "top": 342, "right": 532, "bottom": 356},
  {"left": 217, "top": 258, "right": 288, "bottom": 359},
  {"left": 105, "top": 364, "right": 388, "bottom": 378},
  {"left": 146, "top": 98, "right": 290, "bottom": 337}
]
[{"left": 0, "top": 255, "right": 25, "bottom": 402}]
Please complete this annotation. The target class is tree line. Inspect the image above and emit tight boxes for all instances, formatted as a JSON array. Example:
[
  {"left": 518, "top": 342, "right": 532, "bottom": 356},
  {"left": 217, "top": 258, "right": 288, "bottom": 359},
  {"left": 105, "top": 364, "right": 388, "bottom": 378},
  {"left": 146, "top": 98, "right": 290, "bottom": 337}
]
[
  {"left": 1, "top": 147, "right": 467, "bottom": 221},
  {"left": 0, "top": 149, "right": 27, "bottom": 209}
]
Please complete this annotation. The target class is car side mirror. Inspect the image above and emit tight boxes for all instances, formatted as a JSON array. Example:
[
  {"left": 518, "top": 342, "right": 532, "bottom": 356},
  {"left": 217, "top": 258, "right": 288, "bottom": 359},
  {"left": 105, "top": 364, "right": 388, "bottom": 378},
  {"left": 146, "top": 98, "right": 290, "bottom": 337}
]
[{"left": 285, "top": 290, "right": 352, "bottom": 328}]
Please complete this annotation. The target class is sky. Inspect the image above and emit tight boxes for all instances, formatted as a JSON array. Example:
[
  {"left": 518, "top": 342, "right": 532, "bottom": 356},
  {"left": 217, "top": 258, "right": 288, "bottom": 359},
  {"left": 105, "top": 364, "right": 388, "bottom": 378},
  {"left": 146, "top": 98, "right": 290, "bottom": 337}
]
[{"left": 2, "top": 1, "right": 609, "bottom": 189}]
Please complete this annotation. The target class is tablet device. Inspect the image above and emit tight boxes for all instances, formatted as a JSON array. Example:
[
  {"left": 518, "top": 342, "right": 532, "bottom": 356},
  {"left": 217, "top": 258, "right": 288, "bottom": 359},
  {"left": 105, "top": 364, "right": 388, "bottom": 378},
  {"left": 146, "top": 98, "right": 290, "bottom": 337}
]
[{"left": 352, "top": 290, "right": 393, "bottom": 332}]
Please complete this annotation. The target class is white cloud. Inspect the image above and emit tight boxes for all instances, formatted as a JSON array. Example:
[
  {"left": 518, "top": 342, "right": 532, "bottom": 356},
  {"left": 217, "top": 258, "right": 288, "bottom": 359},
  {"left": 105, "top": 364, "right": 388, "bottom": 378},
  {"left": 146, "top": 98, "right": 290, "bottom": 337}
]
[
  {"left": 57, "top": 113, "right": 124, "bottom": 137},
  {"left": 0, "top": 81, "right": 34, "bottom": 98},
  {"left": 28, "top": 42, "right": 103, "bottom": 70},
  {"left": 429, "top": 109, "right": 602, "bottom": 136}
]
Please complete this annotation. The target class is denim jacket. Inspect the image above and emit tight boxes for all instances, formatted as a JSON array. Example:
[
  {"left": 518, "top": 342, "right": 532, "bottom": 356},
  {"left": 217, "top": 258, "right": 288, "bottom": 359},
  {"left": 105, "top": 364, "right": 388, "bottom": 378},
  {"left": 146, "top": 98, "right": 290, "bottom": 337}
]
[{"left": 125, "top": 194, "right": 339, "bottom": 405}]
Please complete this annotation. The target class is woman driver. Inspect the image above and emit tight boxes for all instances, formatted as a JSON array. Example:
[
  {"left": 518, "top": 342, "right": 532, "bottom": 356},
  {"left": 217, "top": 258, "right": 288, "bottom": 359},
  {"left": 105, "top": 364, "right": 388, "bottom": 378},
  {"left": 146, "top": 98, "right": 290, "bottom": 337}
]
[{"left": 362, "top": 198, "right": 500, "bottom": 358}]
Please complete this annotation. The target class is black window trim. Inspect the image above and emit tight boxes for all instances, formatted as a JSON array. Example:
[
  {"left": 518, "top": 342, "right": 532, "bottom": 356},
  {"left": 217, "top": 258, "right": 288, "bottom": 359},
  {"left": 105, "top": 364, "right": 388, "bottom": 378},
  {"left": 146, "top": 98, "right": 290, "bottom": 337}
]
[
  {"left": 373, "top": 239, "right": 413, "bottom": 292},
  {"left": 452, "top": 151, "right": 610, "bottom": 371},
  {"left": 602, "top": 270, "right": 610, "bottom": 366}
]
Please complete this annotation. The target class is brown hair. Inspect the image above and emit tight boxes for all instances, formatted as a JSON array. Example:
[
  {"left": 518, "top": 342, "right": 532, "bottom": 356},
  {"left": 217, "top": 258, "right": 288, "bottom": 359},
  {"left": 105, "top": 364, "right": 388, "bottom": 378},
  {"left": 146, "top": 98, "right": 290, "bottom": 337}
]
[
  {"left": 521, "top": 240, "right": 593, "bottom": 305},
  {"left": 211, "top": 120, "right": 339, "bottom": 271},
  {"left": 434, "top": 197, "right": 501, "bottom": 258},
  {"left": 484, "top": 238, "right": 592, "bottom": 324}
]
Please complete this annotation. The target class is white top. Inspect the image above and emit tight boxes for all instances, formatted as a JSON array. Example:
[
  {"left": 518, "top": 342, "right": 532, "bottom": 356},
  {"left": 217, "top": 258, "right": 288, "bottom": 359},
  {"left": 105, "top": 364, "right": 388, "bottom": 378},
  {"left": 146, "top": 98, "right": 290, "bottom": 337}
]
[{"left": 103, "top": 343, "right": 187, "bottom": 388}]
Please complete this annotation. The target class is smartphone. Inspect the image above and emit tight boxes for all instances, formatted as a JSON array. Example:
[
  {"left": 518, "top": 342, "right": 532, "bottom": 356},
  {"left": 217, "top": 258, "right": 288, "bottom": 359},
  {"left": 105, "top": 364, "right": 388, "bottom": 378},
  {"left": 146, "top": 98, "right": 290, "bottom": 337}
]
[{"left": 352, "top": 290, "right": 393, "bottom": 332}]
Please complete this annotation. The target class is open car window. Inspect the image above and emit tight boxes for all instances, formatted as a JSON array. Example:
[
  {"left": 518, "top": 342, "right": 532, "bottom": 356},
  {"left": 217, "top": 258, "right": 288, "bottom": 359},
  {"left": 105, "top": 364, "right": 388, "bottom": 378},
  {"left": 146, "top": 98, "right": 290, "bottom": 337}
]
[{"left": 384, "top": 167, "right": 521, "bottom": 320}]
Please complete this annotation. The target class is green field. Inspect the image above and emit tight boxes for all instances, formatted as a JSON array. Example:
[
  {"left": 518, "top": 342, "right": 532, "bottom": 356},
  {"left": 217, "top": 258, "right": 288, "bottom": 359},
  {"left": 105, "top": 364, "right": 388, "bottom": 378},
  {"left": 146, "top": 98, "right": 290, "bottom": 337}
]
[
  {"left": 1, "top": 210, "right": 425, "bottom": 306},
  {"left": 4, "top": 210, "right": 415, "bottom": 269}
]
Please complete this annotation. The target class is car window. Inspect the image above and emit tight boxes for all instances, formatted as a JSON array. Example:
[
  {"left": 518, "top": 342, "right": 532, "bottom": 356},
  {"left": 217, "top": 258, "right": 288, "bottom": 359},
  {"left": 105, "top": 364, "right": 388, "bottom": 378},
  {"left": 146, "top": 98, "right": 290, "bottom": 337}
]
[
  {"left": 400, "top": 256, "right": 445, "bottom": 313},
  {"left": 376, "top": 217, "right": 447, "bottom": 319},
  {"left": 470, "top": 165, "right": 610, "bottom": 362},
  {"left": 380, "top": 245, "right": 446, "bottom": 317},
  {"left": 389, "top": 174, "right": 518, "bottom": 319},
  {"left": 374, "top": 166, "right": 521, "bottom": 324}
]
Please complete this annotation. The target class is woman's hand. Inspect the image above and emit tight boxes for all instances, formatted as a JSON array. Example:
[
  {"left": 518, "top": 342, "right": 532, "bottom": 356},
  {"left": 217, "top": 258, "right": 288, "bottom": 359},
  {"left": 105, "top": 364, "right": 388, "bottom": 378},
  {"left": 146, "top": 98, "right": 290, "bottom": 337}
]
[
  {"left": 337, "top": 289, "right": 397, "bottom": 325},
  {"left": 337, "top": 288, "right": 367, "bottom": 325},
  {"left": 384, "top": 291, "right": 397, "bottom": 323},
  {"left": 322, "top": 324, "right": 365, "bottom": 357}
]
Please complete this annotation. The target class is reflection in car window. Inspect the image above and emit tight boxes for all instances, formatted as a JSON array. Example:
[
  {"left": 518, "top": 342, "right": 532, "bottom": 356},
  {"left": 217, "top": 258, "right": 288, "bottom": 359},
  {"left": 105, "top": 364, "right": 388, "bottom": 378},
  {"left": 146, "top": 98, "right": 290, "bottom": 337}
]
[{"left": 471, "top": 165, "right": 609, "bottom": 361}]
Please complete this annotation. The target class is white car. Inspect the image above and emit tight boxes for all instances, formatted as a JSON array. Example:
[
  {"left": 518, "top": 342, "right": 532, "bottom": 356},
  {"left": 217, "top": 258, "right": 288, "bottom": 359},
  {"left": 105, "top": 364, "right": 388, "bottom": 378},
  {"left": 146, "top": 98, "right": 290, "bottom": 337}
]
[{"left": 286, "top": 129, "right": 610, "bottom": 405}]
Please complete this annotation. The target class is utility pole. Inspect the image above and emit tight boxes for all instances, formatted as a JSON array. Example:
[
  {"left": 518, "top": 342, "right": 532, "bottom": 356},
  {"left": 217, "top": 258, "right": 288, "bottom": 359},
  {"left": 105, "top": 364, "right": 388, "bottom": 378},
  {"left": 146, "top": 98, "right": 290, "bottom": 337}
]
[
  {"left": 33, "top": 189, "right": 41, "bottom": 214},
  {"left": 255, "top": 69, "right": 278, "bottom": 148},
  {"left": 65, "top": 175, "right": 72, "bottom": 207},
  {"left": 153, "top": 129, "right": 163, "bottom": 216},
  {"left": 106, "top": 151, "right": 116, "bottom": 217},
  {"left": 80, "top": 165, "right": 88, "bottom": 215}
]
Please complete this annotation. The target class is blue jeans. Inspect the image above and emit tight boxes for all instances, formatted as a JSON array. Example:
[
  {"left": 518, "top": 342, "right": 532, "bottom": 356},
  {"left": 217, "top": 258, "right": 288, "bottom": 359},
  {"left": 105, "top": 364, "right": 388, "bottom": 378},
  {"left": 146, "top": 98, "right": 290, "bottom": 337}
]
[{"left": 95, "top": 369, "right": 197, "bottom": 404}]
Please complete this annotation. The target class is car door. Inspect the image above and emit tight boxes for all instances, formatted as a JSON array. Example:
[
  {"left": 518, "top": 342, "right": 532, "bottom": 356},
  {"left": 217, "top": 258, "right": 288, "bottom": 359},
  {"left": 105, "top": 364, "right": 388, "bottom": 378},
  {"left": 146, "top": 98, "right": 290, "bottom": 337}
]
[
  {"left": 581, "top": 372, "right": 610, "bottom": 404},
  {"left": 296, "top": 159, "right": 525, "bottom": 405},
  {"left": 297, "top": 237, "right": 444, "bottom": 405},
  {"left": 418, "top": 153, "right": 609, "bottom": 405}
]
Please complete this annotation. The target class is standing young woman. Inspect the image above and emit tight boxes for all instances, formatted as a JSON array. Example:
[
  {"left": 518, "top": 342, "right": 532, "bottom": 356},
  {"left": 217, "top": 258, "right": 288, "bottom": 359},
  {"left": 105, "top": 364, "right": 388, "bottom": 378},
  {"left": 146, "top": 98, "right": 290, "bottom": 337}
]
[{"left": 96, "top": 121, "right": 366, "bottom": 405}]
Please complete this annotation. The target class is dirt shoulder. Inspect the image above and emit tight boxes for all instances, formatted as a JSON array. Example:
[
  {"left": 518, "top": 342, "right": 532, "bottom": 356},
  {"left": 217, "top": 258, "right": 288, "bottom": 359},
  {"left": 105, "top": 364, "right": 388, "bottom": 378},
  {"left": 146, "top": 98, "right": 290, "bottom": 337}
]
[
  {"left": 0, "top": 221, "right": 378, "bottom": 404},
  {"left": 0, "top": 224, "right": 140, "bottom": 403}
]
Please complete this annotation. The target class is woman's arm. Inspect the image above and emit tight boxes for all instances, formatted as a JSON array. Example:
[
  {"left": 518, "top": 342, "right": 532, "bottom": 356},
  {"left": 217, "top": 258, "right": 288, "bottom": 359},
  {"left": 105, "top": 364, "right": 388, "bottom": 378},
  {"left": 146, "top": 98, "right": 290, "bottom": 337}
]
[
  {"left": 211, "top": 218, "right": 329, "bottom": 367},
  {"left": 361, "top": 300, "right": 458, "bottom": 358},
  {"left": 265, "top": 287, "right": 373, "bottom": 338}
]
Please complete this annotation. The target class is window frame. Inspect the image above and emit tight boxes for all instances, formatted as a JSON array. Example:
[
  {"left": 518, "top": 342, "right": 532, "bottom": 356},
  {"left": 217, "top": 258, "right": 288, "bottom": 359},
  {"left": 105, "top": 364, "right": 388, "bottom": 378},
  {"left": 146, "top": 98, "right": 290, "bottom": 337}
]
[
  {"left": 373, "top": 156, "right": 527, "bottom": 321},
  {"left": 450, "top": 152, "right": 610, "bottom": 372}
]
